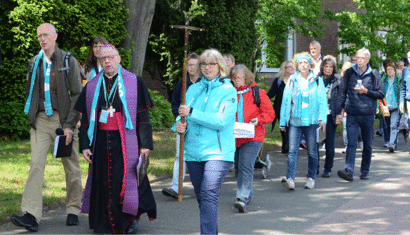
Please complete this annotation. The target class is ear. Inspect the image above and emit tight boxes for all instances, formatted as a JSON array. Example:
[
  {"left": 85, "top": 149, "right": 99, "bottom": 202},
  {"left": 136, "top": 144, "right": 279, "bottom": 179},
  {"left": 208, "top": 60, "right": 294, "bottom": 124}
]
[{"left": 53, "top": 33, "right": 58, "bottom": 41}]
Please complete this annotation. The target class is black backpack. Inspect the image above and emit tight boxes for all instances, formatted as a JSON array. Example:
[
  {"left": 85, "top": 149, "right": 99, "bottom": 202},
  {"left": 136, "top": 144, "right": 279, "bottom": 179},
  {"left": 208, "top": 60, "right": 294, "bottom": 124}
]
[{"left": 252, "top": 86, "right": 261, "bottom": 108}]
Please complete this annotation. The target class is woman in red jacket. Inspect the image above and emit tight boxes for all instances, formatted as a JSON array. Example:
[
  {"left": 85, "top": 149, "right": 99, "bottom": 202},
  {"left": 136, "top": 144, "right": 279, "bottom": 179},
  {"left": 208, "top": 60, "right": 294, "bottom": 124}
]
[{"left": 231, "top": 64, "right": 275, "bottom": 213}]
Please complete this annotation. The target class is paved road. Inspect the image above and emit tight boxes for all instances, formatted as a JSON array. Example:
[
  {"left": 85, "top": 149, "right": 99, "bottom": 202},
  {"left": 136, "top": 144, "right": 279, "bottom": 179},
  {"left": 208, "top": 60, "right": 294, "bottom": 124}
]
[{"left": 1, "top": 132, "right": 410, "bottom": 234}]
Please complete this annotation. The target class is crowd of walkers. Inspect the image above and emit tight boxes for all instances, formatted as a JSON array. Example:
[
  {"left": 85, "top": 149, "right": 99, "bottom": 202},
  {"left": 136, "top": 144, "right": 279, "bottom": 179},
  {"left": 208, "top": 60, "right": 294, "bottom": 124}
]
[{"left": 11, "top": 22, "right": 410, "bottom": 235}]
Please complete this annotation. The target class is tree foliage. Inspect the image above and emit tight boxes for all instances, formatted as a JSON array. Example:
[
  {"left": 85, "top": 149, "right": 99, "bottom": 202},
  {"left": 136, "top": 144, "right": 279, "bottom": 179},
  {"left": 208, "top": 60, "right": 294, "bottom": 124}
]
[
  {"left": 257, "top": 0, "right": 325, "bottom": 68},
  {"left": 145, "top": 0, "right": 258, "bottom": 99},
  {"left": 0, "top": 0, "right": 129, "bottom": 104},
  {"left": 324, "top": 0, "right": 410, "bottom": 68}
]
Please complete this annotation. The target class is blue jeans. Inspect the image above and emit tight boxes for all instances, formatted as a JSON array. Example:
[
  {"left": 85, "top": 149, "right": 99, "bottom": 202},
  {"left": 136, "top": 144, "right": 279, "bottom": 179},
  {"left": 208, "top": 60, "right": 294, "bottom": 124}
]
[
  {"left": 287, "top": 124, "right": 319, "bottom": 180},
  {"left": 235, "top": 141, "right": 263, "bottom": 204},
  {"left": 384, "top": 109, "right": 401, "bottom": 148},
  {"left": 324, "top": 114, "right": 337, "bottom": 173},
  {"left": 343, "top": 116, "right": 362, "bottom": 147},
  {"left": 345, "top": 115, "right": 375, "bottom": 175},
  {"left": 186, "top": 160, "right": 232, "bottom": 235}
]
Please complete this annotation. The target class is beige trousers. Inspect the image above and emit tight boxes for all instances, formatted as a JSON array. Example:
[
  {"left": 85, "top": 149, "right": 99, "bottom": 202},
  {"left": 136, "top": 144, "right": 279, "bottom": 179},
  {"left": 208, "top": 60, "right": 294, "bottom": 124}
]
[{"left": 21, "top": 111, "right": 82, "bottom": 223}]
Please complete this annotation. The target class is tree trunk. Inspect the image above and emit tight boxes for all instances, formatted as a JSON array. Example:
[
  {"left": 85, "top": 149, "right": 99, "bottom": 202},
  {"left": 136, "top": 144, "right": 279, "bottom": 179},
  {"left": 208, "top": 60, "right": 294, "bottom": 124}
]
[{"left": 123, "top": 0, "right": 156, "bottom": 76}]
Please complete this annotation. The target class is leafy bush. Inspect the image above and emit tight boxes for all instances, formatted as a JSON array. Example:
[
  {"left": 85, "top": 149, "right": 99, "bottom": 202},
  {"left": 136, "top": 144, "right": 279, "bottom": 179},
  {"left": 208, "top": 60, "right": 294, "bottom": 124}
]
[
  {"left": 0, "top": 101, "right": 30, "bottom": 140},
  {"left": 148, "top": 89, "right": 175, "bottom": 129}
]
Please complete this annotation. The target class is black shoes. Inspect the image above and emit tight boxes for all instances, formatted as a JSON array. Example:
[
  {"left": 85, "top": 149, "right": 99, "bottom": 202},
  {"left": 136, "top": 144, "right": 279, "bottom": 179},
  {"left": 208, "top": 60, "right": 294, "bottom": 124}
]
[
  {"left": 322, "top": 171, "right": 331, "bottom": 178},
  {"left": 376, "top": 130, "right": 383, "bottom": 137},
  {"left": 11, "top": 213, "right": 38, "bottom": 232},
  {"left": 162, "top": 188, "right": 178, "bottom": 199},
  {"left": 66, "top": 213, "right": 79, "bottom": 226},
  {"left": 360, "top": 173, "right": 369, "bottom": 180},
  {"left": 126, "top": 220, "right": 138, "bottom": 234},
  {"left": 389, "top": 146, "right": 395, "bottom": 153},
  {"left": 337, "top": 170, "right": 353, "bottom": 181}
]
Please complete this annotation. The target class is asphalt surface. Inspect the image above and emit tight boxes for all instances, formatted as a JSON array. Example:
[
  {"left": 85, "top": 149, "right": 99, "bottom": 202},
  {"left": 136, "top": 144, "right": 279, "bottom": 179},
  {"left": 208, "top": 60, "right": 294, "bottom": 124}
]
[{"left": 1, "top": 131, "right": 410, "bottom": 234}]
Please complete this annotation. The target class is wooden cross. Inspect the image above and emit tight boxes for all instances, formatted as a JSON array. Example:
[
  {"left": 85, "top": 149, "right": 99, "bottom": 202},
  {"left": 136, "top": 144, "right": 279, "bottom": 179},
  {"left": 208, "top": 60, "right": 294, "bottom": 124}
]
[{"left": 171, "top": 16, "right": 204, "bottom": 203}]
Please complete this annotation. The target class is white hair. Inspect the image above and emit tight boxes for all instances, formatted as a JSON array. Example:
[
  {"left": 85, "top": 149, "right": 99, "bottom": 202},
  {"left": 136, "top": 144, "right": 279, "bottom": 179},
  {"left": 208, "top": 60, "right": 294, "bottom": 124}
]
[
  {"left": 100, "top": 46, "right": 119, "bottom": 56},
  {"left": 310, "top": 40, "right": 321, "bottom": 49},
  {"left": 356, "top": 47, "right": 371, "bottom": 59}
]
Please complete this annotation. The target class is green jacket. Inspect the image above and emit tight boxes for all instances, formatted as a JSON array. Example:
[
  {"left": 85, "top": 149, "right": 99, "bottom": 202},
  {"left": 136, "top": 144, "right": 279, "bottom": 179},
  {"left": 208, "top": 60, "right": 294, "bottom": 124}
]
[{"left": 25, "top": 45, "right": 82, "bottom": 130}]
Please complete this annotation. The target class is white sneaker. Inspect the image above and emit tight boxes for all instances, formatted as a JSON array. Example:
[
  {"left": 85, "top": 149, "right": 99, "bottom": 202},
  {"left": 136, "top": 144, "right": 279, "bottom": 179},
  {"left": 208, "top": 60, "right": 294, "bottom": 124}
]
[
  {"left": 281, "top": 178, "right": 295, "bottom": 190},
  {"left": 359, "top": 142, "right": 364, "bottom": 150},
  {"left": 305, "top": 178, "right": 315, "bottom": 189}
]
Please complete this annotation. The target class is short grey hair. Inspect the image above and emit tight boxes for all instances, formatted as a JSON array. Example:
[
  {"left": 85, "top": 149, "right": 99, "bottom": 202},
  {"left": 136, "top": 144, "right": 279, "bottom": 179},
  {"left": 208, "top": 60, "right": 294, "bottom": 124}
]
[
  {"left": 224, "top": 53, "right": 235, "bottom": 64},
  {"left": 310, "top": 40, "right": 321, "bottom": 49},
  {"left": 356, "top": 47, "right": 371, "bottom": 59}
]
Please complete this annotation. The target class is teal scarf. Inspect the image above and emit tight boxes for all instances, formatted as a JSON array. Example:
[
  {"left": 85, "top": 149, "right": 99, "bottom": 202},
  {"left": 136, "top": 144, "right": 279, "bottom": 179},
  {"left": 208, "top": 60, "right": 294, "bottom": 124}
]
[
  {"left": 24, "top": 50, "right": 53, "bottom": 116},
  {"left": 237, "top": 88, "right": 251, "bottom": 122},
  {"left": 88, "top": 65, "right": 133, "bottom": 143}
]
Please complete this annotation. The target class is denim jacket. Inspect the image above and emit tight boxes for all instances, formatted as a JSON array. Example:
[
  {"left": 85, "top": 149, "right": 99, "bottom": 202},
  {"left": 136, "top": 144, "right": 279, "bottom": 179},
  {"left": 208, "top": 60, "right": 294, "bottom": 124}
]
[{"left": 279, "top": 70, "right": 328, "bottom": 128}]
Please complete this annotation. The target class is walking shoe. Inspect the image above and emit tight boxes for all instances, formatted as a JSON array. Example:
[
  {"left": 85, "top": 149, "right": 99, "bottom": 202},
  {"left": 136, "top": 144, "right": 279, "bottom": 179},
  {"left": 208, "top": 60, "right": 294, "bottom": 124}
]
[
  {"left": 66, "top": 213, "right": 79, "bottom": 226},
  {"left": 337, "top": 170, "right": 353, "bottom": 181},
  {"left": 322, "top": 171, "right": 331, "bottom": 178},
  {"left": 360, "top": 173, "right": 369, "bottom": 180},
  {"left": 376, "top": 130, "right": 383, "bottom": 137},
  {"left": 11, "top": 213, "right": 38, "bottom": 232},
  {"left": 342, "top": 148, "right": 346, "bottom": 154},
  {"left": 126, "top": 220, "right": 138, "bottom": 234},
  {"left": 281, "top": 178, "right": 295, "bottom": 190},
  {"left": 383, "top": 142, "right": 389, "bottom": 148},
  {"left": 359, "top": 142, "right": 364, "bottom": 150},
  {"left": 162, "top": 188, "right": 178, "bottom": 199},
  {"left": 389, "top": 146, "right": 395, "bottom": 153},
  {"left": 234, "top": 200, "right": 246, "bottom": 213},
  {"left": 304, "top": 178, "right": 315, "bottom": 189}
]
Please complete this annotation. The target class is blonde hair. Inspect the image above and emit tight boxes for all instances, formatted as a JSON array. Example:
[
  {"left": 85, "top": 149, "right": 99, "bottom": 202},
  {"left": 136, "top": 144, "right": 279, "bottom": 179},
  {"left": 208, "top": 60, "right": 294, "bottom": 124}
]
[
  {"left": 276, "top": 61, "right": 293, "bottom": 80},
  {"left": 194, "top": 49, "right": 229, "bottom": 78},
  {"left": 230, "top": 64, "right": 255, "bottom": 86},
  {"left": 292, "top": 52, "right": 315, "bottom": 71},
  {"left": 341, "top": 61, "right": 353, "bottom": 76}
]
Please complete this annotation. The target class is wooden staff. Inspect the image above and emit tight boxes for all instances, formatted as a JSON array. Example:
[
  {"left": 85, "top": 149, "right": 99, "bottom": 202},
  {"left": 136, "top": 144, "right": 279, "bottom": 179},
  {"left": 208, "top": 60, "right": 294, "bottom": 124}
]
[{"left": 171, "top": 17, "right": 204, "bottom": 203}]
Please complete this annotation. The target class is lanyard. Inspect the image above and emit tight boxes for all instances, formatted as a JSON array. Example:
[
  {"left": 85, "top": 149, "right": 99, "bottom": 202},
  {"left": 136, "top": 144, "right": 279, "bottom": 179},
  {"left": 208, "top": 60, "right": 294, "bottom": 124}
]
[{"left": 102, "top": 76, "right": 119, "bottom": 107}]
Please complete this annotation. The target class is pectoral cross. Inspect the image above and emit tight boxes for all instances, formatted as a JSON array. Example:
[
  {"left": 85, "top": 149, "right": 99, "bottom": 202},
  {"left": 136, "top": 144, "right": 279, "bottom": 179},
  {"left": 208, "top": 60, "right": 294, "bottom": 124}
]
[{"left": 108, "top": 105, "right": 115, "bottom": 117}]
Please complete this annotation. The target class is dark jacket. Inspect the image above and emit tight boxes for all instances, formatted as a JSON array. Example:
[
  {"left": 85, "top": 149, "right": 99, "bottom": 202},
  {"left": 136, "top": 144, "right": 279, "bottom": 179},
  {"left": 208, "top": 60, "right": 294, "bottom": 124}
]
[
  {"left": 171, "top": 73, "right": 198, "bottom": 118},
  {"left": 25, "top": 45, "right": 82, "bottom": 130},
  {"left": 323, "top": 73, "right": 341, "bottom": 124},
  {"left": 337, "top": 64, "right": 384, "bottom": 116},
  {"left": 267, "top": 77, "right": 286, "bottom": 120}
]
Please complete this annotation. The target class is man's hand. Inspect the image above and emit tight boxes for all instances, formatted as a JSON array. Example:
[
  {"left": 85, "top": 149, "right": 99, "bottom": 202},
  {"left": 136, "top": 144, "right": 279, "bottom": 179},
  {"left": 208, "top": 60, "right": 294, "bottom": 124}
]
[
  {"left": 82, "top": 149, "right": 92, "bottom": 163},
  {"left": 64, "top": 128, "right": 73, "bottom": 145},
  {"left": 319, "top": 122, "right": 326, "bottom": 132},
  {"left": 354, "top": 86, "right": 368, "bottom": 94},
  {"left": 140, "top": 148, "right": 149, "bottom": 159},
  {"left": 178, "top": 105, "right": 190, "bottom": 117},
  {"left": 176, "top": 121, "right": 187, "bottom": 134},
  {"left": 335, "top": 115, "right": 343, "bottom": 125},
  {"left": 400, "top": 103, "right": 405, "bottom": 113},
  {"left": 280, "top": 128, "right": 286, "bottom": 132},
  {"left": 250, "top": 117, "right": 258, "bottom": 126}
]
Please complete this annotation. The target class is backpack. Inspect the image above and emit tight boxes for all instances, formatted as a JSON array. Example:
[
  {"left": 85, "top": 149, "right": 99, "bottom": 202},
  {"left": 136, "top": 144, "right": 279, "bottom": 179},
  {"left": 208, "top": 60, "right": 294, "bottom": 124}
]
[
  {"left": 252, "top": 86, "right": 261, "bottom": 108},
  {"left": 28, "top": 51, "right": 86, "bottom": 82}
]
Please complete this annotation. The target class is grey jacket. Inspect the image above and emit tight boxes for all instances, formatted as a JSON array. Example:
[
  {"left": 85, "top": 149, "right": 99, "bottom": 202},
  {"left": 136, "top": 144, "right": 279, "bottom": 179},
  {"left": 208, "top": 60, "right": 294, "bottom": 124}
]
[{"left": 25, "top": 45, "right": 82, "bottom": 130}]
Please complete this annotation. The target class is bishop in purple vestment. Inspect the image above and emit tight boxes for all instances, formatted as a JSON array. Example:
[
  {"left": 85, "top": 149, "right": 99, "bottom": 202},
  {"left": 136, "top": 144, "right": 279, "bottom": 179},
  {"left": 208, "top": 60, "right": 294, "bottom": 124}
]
[{"left": 74, "top": 44, "right": 156, "bottom": 234}]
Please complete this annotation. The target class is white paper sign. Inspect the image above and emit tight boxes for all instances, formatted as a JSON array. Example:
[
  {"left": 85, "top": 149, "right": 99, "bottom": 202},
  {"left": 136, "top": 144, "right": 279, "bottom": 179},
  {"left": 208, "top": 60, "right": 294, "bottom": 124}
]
[{"left": 234, "top": 122, "right": 255, "bottom": 138}]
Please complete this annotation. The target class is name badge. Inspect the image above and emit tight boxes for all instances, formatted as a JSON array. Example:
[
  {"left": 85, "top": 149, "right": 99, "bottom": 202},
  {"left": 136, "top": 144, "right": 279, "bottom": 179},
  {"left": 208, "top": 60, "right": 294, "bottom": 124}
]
[{"left": 99, "top": 109, "right": 109, "bottom": 124}]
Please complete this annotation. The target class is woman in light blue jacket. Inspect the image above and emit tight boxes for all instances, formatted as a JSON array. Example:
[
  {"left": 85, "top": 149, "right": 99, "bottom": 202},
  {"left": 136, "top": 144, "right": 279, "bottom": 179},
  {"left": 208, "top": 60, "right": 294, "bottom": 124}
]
[
  {"left": 279, "top": 52, "right": 328, "bottom": 190},
  {"left": 175, "top": 49, "right": 237, "bottom": 234}
]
